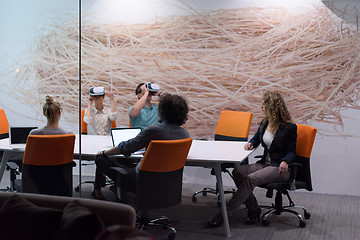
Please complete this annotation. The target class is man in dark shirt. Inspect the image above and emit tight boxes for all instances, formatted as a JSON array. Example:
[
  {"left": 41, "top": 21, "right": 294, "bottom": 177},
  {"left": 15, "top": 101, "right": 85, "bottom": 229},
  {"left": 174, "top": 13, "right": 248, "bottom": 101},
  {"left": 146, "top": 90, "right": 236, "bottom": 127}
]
[{"left": 93, "top": 93, "right": 190, "bottom": 200}]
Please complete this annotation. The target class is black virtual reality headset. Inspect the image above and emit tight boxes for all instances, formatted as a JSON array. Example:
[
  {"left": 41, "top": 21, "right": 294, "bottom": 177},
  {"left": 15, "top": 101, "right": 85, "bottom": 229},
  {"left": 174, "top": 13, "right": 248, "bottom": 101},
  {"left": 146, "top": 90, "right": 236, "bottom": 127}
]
[{"left": 89, "top": 87, "right": 105, "bottom": 96}]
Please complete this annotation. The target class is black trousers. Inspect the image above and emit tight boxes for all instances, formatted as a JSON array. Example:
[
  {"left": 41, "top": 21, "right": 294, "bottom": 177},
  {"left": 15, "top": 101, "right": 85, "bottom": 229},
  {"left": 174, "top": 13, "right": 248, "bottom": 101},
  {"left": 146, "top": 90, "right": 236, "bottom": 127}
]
[{"left": 94, "top": 155, "right": 137, "bottom": 193}]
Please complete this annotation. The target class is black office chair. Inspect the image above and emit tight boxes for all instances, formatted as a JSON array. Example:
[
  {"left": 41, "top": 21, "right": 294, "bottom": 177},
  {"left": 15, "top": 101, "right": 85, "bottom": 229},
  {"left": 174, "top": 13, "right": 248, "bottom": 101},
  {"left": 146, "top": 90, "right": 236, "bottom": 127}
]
[
  {"left": 112, "top": 138, "right": 192, "bottom": 240},
  {"left": 0, "top": 109, "right": 22, "bottom": 192},
  {"left": 192, "top": 110, "right": 253, "bottom": 205},
  {"left": 260, "top": 124, "right": 317, "bottom": 227},
  {"left": 22, "top": 134, "right": 76, "bottom": 197}
]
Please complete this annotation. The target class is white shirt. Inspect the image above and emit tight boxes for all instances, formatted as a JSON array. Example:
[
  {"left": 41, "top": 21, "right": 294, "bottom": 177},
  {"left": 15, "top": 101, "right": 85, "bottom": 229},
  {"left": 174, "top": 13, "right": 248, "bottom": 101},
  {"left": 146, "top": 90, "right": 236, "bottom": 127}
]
[
  {"left": 263, "top": 129, "right": 274, "bottom": 162},
  {"left": 84, "top": 106, "right": 117, "bottom": 135}
]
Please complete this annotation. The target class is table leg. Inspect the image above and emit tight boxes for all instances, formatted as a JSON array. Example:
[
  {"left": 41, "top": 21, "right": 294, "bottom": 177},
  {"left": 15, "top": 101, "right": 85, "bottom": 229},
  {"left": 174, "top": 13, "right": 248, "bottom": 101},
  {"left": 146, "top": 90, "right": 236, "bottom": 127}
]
[{"left": 213, "top": 162, "right": 231, "bottom": 237}]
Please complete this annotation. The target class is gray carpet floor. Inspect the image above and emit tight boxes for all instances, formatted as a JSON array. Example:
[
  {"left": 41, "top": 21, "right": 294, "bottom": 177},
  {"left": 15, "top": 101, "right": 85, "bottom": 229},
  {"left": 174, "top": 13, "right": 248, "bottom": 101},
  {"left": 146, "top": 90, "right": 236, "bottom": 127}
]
[{"left": 2, "top": 172, "right": 359, "bottom": 240}]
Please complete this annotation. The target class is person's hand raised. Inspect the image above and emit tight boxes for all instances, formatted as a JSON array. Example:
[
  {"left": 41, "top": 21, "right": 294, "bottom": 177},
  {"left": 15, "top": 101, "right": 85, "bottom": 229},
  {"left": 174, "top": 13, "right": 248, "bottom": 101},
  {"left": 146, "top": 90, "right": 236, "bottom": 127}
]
[
  {"left": 106, "top": 89, "right": 115, "bottom": 100},
  {"left": 88, "top": 96, "right": 93, "bottom": 105}
]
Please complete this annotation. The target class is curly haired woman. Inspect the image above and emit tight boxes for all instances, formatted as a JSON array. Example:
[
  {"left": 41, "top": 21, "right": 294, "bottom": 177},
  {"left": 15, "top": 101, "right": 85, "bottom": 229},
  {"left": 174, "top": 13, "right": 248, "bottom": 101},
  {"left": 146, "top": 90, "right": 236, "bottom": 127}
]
[{"left": 208, "top": 91, "right": 297, "bottom": 227}]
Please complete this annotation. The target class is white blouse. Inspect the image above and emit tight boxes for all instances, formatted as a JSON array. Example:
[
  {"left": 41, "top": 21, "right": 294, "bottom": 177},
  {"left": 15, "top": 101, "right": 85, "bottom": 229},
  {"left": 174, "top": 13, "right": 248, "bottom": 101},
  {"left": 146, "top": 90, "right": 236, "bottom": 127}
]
[{"left": 263, "top": 129, "right": 274, "bottom": 162}]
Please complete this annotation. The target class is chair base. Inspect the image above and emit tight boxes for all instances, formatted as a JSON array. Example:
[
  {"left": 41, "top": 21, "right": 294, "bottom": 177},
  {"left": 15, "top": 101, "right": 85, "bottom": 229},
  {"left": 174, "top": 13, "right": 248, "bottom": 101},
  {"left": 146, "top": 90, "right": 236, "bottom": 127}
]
[
  {"left": 260, "top": 190, "right": 311, "bottom": 228},
  {"left": 192, "top": 187, "right": 236, "bottom": 207},
  {"left": 192, "top": 160, "right": 248, "bottom": 205},
  {"left": 137, "top": 216, "right": 176, "bottom": 240},
  {"left": 74, "top": 178, "right": 114, "bottom": 192},
  {"left": 0, "top": 162, "right": 21, "bottom": 192},
  {"left": 74, "top": 180, "right": 96, "bottom": 192}
]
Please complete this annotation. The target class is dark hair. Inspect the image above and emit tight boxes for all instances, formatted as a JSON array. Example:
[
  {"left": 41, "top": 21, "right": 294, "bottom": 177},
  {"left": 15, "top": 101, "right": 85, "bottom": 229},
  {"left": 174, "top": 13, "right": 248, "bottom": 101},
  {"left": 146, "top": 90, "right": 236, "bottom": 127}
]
[
  {"left": 135, "top": 83, "right": 145, "bottom": 95},
  {"left": 158, "top": 93, "right": 189, "bottom": 126}
]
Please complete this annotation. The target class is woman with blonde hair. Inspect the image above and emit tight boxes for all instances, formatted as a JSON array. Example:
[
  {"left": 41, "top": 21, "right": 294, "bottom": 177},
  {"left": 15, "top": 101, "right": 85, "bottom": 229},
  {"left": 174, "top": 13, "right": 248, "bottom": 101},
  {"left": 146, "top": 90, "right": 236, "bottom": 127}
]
[
  {"left": 30, "top": 95, "right": 72, "bottom": 135},
  {"left": 208, "top": 91, "right": 297, "bottom": 227}
]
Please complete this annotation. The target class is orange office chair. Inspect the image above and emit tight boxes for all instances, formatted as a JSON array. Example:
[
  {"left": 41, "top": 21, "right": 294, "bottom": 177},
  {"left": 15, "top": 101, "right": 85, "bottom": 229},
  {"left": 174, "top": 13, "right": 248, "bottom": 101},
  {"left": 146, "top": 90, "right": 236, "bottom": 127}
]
[
  {"left": 81, "top": 109, "right": 116, "bottom": 134},
  {"left": 81, "top": 109, "right": 87, "bottom": 134},
  {"left": 112, "top": 138, "right": 193, "bottom": 240},
  {"left": 260, "top": 124, "right": 317, "bottom": 227},
  {"left": 192, "top": 110, "right": 253, "bottom": 204},
  {"left": 0, "top": 109, "right": 9, "bottom": 139},
  {"left": 22, "top": 134, "right": 76, "bottom": 197}
]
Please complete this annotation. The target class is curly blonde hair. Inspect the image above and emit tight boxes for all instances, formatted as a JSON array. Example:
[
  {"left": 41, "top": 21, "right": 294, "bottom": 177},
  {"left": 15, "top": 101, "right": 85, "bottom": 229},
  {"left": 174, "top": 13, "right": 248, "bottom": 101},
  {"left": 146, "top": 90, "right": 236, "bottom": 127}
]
[{"left": 261, "top": 91, "right": 292, "bottom": 133}]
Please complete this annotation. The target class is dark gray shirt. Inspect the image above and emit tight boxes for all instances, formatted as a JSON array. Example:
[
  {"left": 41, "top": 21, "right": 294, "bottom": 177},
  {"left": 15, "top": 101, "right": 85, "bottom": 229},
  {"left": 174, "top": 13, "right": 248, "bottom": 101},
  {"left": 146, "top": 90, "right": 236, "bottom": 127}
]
[
  {"left": 30, "top": 127, "right": 73, "bottom": 135},
  {"left": 118, "top": 122, "right": 190, "bottom": 157}
]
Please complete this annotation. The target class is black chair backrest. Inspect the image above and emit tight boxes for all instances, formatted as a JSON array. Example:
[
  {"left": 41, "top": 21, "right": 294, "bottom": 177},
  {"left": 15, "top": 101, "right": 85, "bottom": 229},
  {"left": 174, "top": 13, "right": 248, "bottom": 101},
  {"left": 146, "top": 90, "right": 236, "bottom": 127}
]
[
  {"left": 22, "top": 162, "right": 74, "bottom": 196},
  {"left": 136, "top": 168, "right": 184, "bottom": 209},
  {"left": 135, "top": 138, "right": 192, "bottom": 210},
  {"left": 293, "top": 124, "right": 317, "bottom": 191},
  {"left": 21, "top": 134, "right": 75, "bottom": 197},
  {"left": 294, "top": 155, "right": 312, "bottom": 191}
]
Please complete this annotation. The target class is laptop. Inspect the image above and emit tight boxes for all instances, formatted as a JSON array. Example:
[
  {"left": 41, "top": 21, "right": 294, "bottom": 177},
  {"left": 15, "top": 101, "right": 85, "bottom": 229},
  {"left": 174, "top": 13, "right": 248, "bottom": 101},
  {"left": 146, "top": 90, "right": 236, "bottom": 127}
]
[
  {"left": 9, "top": 126, "right": 37, "bottom": 149},
  {"left": 110, "top": 127, "right": 144, "bottom": 155}
]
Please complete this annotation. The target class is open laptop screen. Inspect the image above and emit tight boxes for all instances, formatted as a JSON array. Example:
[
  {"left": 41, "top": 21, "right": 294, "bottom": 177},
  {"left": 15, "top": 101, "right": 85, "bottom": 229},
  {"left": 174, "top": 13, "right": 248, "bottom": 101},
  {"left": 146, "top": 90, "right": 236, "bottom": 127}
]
[
  {"left": 110, "top": 127, "right": 141, "bottom": 147},
  {"left": 9, "top": 126, "right": 37, "bottom": 145}
]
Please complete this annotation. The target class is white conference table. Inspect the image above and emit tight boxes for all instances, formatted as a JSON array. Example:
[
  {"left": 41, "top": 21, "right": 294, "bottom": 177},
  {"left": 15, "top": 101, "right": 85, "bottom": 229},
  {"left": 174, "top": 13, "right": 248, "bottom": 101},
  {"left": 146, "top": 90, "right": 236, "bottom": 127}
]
[{"left": 0, "top": 135, "right": 254, "bottom": 237}]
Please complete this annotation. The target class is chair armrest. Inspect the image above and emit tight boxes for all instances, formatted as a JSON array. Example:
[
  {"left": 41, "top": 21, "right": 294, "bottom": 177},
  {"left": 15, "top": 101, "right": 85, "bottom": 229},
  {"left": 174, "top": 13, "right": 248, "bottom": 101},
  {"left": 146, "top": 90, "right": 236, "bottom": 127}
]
[
  {"left": 289, "top": 162, "right": 303, "bottom": 168},
  {"left": 288, "top": 163, "right": 304, "bottom": 190},
  {"left": 6, "top": 162, "right": 19, "bottom": 171}
]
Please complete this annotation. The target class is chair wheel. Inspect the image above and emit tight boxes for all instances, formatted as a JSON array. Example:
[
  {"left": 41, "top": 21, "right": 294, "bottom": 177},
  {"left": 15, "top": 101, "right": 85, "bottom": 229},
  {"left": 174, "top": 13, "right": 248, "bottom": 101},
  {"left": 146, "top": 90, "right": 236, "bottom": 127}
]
[
  {"left": 192, "top": 196, "right": 197, "bottom": 203},
  {"left": 304, "top": 211, "right": 311, "bottom": 219},
  {"left": 74, "top": 186, "right": 80, "bottom": 192},
  {"left": 262, "top": 219, "right": 270, "bottom": 226},
  {"left": 168, "top": 232, "right": 176, "bottom": 240},
  {"left": 299, "top": 220, "right": 306, "bottom": 228},
  {"left": 202, "top": 192, "right": 207, "bottom": 196}
]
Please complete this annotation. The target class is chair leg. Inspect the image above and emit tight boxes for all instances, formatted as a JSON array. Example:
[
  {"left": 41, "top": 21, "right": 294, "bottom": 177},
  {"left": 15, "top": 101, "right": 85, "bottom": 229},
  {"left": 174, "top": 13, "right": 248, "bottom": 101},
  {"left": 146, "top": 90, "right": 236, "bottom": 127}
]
[
  {"left": 262, "top": 192, "right": 283, "bottom": 223},
  {"left": 0, "top": 162, "right": 20, "bottom": 192},
  {"left": 74, "top": 176, "right": 114, "bottom": 192},
  {"left": 283, "top": 205, "right": 311, "bottom": 219},
  {"left": 192, "top": 187, "right": 218, "bottom": 202},
  {"left": 283, "top": 190, "right": 311, "bottom": 219},
  {"left": 192, "top": 169, "right": 236, "bottom": 203},
  {"left": 137, "top": 215, "right": 176, "bottom": 240},
  {"left": 261, "top": 190, "right": 309, "bottom": 228}
]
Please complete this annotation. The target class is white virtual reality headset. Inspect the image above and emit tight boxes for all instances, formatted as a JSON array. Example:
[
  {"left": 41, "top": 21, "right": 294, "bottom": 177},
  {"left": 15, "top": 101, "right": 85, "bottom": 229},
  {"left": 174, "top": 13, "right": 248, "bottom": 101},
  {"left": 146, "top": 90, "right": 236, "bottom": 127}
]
[
  {"left": 89, "top": 87, "right": 105, "bottom": 96},
  {"left": 145, "top": 83, "right": 160, "bottom": 94}
]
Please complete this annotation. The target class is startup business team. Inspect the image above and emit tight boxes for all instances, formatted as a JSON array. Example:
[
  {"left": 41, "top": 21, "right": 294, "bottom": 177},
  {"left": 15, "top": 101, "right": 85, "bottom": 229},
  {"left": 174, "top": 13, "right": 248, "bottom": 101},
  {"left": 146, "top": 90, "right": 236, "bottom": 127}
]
[{"left": 33, "top": 85, "right": 296, "bottom": 228}]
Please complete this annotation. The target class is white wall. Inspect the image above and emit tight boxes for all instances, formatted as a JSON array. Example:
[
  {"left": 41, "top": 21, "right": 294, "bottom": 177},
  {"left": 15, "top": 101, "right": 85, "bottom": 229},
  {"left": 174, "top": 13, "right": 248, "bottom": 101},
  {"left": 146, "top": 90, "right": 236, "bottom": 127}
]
[{"left": 0, "top": 0, "right": 95, "bottom": 133}]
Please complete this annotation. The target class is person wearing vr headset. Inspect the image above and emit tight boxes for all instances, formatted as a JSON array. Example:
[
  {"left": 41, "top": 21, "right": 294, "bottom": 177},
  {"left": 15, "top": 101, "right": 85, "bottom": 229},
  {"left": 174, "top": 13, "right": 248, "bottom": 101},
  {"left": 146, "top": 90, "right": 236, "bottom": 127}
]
[
  {"left": 84, "top": 86, "right": 117, "bottom": 135},
  {"left": 128, "top": 83, "right": 162, "bottom": 130}
]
